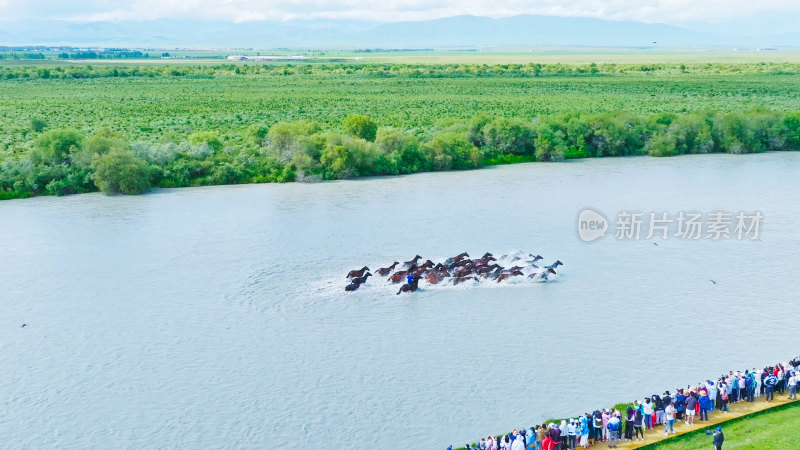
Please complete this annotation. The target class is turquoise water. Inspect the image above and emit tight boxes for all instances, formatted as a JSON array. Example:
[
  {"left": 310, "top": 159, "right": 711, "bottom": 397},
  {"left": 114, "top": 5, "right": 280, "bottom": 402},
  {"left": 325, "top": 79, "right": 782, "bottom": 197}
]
[{"left": 1, "top": 152, "right": 798, "bottom": 448}]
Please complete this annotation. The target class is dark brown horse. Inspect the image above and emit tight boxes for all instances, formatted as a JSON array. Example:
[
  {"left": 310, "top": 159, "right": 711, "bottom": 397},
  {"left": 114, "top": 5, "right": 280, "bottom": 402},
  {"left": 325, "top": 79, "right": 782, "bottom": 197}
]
[
  {"left": 496, "top": 269, "right": 523, "bottom": 283},
  {"left": 402, "top": 255, "right": 422, "bottom": 269},
  {"left": 347, "top": 266, "right": 370, "bottom": 278},
  {"left": 376, "top": 262, "right": 398, "bottom": 276},
  {"left": 351, "top": 272, "right": 372, "bottom": 285},
  {"left": 425, "top": 270, "right": 450, "bottom": 284},
  {"left": 453, "top": 276, "right": 477, "bottom": 285},
  {"left": 475, "top": 264, "right": 501, "bottom": 275},
  {"left": 396, "top": 275, "right": 420, "bottom": 295},
  {"left": 444, "top": 252, "right": 469, "bottom": 267},
  {"left": 389, "top": 270, "right": 410, "bottom": 283},
  {"left": 451, "top": 259, "right": 473, "bottom": 268},
  {"left": 345, "top": 282, "right": 361, "bottom": 291},
  {"left": 418, "top": 260, "right": 435, "bottom": 273},
  {"left": 454, "top": 265, "right": 475, "bottom": 278}
]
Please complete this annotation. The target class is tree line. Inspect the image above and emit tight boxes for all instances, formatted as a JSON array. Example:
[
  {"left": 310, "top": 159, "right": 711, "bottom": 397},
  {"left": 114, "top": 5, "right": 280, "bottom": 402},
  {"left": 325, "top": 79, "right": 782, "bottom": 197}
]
[
  {"left": 1, "top": 110, "right": 798, "bottom": 199},
  {"left": 3, "top": 61, "right": 800, "bottom": 80}
]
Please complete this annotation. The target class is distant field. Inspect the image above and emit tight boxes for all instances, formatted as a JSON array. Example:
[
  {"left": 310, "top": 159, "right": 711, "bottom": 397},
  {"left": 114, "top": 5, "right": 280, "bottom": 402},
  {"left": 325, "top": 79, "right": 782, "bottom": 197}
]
[
  {"left": 4, "top": 47, "right": 800, "bottom": 65},
  {"left": 348, "top": 49, "right": 800, "bottom": 64},
  {"left": 2, "top": 65, "right": 800, "bottom": 141}
]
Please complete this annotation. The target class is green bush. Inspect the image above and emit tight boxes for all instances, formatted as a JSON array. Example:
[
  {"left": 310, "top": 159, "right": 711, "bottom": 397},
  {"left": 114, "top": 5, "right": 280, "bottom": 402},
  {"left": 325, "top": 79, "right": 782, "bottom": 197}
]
[
  {"left": 91, "top": 149, "right": 152, "bottom": 194},
  {"left": 343, "top": 114, "right": 378, "bottom": 142},
  {"left": 647, "top": 134, "right": 678, "bottom": 157},
  {"left": 33, "top": 129, "right": 84, "bottom": 164},
  {"left": 482, "top": 118, "right": 537, "bottom": 155},
  {"left": 31, "top": 118, "right": 48, "bottom": 133},
  {"left": 188, "top": 131, "right": 223, "bottom": 153},
  {"left": 424, "top": 131, "right": 483, "bottom": 170}
]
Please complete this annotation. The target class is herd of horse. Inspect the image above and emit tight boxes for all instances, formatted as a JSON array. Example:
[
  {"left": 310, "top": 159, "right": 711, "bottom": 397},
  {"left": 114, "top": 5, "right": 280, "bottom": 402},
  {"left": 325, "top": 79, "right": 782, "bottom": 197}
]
[{"left": 344, "top": 251, "right": 563, "bottom": 294}]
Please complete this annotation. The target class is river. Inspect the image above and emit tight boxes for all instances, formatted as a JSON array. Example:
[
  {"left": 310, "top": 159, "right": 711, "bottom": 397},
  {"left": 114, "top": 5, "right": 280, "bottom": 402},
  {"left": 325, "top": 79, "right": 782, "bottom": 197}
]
[{"left": 1, "top": 152, "right": 798, "bottom": 448}]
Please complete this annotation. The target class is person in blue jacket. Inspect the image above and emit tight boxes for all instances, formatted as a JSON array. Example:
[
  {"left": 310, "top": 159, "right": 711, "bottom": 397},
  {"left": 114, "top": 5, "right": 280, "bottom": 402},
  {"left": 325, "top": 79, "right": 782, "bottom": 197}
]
[
  {"left": 712, "top": 426, "right": 724, "bottom": 449},
  {"left": 698, "top": 392, "right": 711, "bottom": 421},
  {"left": 674, "top": 390, "right": 686, "bottom": 420},
  {"left": 765, "top": 373, "right": 778, "bottom": 401}
]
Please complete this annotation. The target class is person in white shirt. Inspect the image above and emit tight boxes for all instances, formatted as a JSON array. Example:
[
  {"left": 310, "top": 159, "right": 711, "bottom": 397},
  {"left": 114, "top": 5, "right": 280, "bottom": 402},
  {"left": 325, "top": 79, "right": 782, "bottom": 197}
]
[
  {"left": 788, "top": 372, "right": 798, "bottom": 399},
  {"left": 664, "top": 402, "right": 677, "bottom": 436},
  {"left": 510, "top": 434, "right": 525, "bottom": 450}
]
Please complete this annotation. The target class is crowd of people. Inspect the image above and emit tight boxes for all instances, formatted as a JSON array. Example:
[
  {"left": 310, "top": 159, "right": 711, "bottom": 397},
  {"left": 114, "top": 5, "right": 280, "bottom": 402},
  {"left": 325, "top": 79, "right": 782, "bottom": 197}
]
[{"left": 448, "top": 358, "right": 800, "bottom": 450}]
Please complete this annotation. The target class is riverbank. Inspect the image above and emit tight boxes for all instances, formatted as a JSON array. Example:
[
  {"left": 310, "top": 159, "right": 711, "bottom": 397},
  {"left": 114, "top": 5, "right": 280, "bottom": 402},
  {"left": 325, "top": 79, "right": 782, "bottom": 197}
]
[
  {"left": 2, "top": 62, "right": 800, "bottom": 199},
  {"left": 454, "top": 359, "right": 799, "bottom": 450},
  {"left": 456, "top": 394, "right": 797, "bottom": 450},
  {"left": 642, "top": 398, "right": 800, "bottom": 449},
  {"left": 624, "top": 394, "right": 797, "bottom": 448}
]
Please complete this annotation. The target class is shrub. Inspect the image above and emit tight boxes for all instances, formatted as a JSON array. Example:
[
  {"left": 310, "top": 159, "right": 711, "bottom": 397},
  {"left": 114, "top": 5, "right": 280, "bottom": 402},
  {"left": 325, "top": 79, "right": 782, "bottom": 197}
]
[
  {"left": 482, "top": 118, "right": 537, "bottom": 155},
  {"left": 31, "top": 118, "right": 48, "bottom": 133},
  {"left": 33, "top": 129, "right": 84, "bottom": 164},
  {"left": 343, "top": 114, "right": 378, "bottom": 142},
  {"left": 188, "top": 131, "right": 223, "bottom": 152},
  {"left": 424, "top": 131, "right": 483, "bottom": 170},
  {"left": 91, "top": 149, "right": 152, "bottom": 195}
]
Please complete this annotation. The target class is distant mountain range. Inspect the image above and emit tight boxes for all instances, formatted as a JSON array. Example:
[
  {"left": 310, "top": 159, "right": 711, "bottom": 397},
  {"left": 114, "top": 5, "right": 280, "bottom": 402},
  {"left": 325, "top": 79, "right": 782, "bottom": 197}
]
[{"left": 1, "top": 15, "right": 798, "bottom": 48}]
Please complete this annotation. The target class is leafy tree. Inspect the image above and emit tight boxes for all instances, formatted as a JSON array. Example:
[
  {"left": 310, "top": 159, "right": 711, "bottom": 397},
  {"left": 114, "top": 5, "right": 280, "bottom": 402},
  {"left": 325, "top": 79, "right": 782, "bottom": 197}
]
[
  {"left": 785, "top": 112, "right": 800, "bottom": 150},
  {"left": 343, "top": 114, "right": 378, "bottom": 142},
  {"left": 646, "top": 134, "right": 678, "bottom": 157},
  {"left": 424, "top": 131, "right": 483, "bottom": 170},
  {"left": 468, "top": 114, "right": 492, "bottom": 147},
  {"left": 375, "top": 128, "right": 425, "bottom": 174},
  {"left": 91, "top": 149, "right": 152, "bottom": 195},
  {"left": 267, "top": 121, "right": 320, "bottom": 161},
  {"left": 320, "top": 134, "right": 376, "bottom": 179},
  {"left": 534, "top": 127, "right": 567, "bottom": 161},
  {"left": 33, "top": 129, "right": 84, "bottom": 164},
  {"left": 482, "top": 118, "right": 537, "bottom": 155}
]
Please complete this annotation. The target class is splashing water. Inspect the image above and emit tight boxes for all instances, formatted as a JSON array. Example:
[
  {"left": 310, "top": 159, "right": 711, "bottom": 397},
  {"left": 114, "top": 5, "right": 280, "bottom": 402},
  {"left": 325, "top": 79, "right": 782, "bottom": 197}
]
[{"left": 341, "top": 250, "right": 564, "bottom": 296}]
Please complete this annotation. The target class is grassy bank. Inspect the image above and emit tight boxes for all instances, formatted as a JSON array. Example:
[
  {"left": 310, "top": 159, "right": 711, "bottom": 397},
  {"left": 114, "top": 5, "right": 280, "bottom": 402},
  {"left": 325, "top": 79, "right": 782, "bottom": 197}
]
[
  {"left": 644, "top": 400, "right": 800, "bottom": 449},
  {"left": 1, "top": 62, "right": 800, "bottom": 199},
  {"left": 454, "top": 395, "right": 799, "bottom": 450}
]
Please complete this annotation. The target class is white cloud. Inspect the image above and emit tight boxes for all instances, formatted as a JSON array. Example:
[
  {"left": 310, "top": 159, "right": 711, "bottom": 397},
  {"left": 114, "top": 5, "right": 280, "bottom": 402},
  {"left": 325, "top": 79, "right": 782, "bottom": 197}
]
[{"left": 0, "top": 0, "right": 797, "bottom": 24}]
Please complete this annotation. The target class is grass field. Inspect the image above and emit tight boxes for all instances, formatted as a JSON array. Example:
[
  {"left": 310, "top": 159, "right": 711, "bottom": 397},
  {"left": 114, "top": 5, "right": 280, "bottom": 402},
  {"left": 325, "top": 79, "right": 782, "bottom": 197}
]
[
  {"left": 645, "top": 400, "right": 800, "bottom": 449},
  {"left": 2, "top": 67, "right": 800, "bottom": 143}
]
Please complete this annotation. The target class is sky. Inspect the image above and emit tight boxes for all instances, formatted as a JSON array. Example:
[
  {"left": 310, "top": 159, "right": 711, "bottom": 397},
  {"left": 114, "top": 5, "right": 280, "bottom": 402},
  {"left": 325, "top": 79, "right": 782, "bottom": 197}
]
[{"left": 0, "top": 0, "right": 797, "bottom": 24}]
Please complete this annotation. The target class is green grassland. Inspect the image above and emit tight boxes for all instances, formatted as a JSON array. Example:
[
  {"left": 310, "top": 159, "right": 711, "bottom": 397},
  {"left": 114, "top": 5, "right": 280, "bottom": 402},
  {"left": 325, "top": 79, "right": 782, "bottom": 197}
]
[
  {"left": 1, "top": 61, "right": 799, "bottom": 199},
  {"left": 645, "top": 400, "right": 800, "bottom": 449}
]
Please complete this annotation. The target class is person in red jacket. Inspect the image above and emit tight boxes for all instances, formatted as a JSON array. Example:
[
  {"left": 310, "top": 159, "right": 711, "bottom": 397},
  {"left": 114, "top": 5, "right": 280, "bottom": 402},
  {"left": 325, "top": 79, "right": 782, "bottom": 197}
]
[{"left": 541, "top": 435, "right": 555, "bottom": 450}]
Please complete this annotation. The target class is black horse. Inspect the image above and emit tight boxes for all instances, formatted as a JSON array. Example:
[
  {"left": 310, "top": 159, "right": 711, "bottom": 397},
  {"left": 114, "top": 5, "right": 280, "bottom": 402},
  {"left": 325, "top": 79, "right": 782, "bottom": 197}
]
[{"left": 397, "top": 275, "right": 420, "bottom": 295}]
